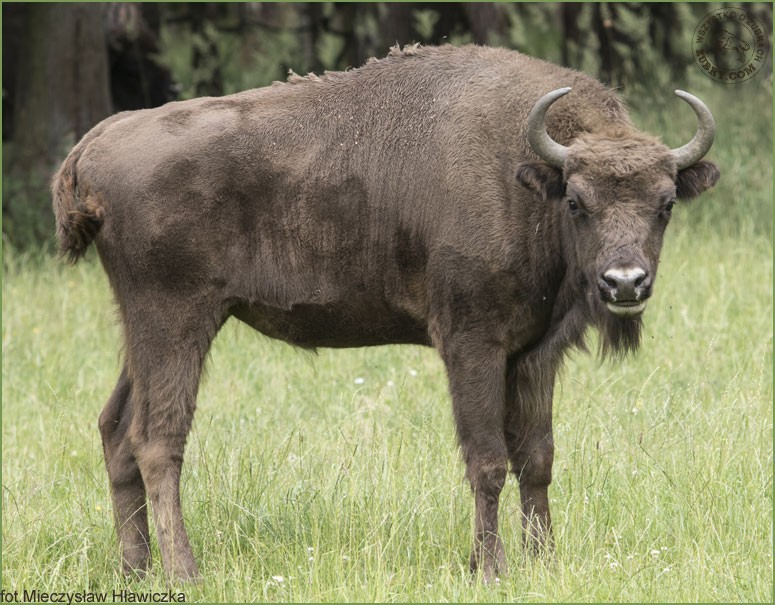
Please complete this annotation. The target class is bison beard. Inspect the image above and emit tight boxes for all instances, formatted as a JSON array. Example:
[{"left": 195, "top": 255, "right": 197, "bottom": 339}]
[
  {"left": 558, "top": 278, "right": 645, "bottom": 359},
  {"left": 595, "top": 302, "right": 643, "bottom": 358},
  {"left": 52, "top": 44, "right": 718, "bottom": 583}
]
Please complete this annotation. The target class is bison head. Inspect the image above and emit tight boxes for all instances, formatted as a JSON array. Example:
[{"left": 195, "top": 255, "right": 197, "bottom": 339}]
[{"left": 517, "top": 88, "right": 720, "bottom": 354}]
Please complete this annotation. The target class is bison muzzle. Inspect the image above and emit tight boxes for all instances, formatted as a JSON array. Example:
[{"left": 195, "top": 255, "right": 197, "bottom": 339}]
[{"left": 52, "top": 44, "right": 719, "bottom": 583}]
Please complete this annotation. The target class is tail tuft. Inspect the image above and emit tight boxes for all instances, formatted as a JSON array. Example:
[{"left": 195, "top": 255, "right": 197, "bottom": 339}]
[{"left": 51, "top": 154, "right": 104, "bottom": 263}]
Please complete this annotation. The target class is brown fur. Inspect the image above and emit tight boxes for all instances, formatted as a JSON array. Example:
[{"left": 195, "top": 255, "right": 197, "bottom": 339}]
[{"left": 52, "top": 44, "right": 719, "bottom": 582}]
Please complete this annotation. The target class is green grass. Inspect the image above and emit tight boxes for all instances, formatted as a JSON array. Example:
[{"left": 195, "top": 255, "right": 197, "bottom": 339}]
[{"left": 2, "top": 82, "right": 772, "bottom": 602}]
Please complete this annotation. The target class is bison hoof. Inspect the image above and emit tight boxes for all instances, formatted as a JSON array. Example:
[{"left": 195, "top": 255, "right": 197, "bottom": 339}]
[
  {"left": 122, "top": 550, "right": 151, "bottom": 579},
  {"left": 469, "top": 538, "right": 508, "bottom": 584},
  {"left": 166, "top": 561, "right": 201, "bottom": 583},
  {"left": 122, "top": 562, "right": 150, "bottom": 580}
]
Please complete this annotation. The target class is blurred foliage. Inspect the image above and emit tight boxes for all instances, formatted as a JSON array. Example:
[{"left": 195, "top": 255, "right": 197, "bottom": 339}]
[
  {"left": 2, "top": 2, "right": 772, "bottom": 251},
  {"left": 151, "top": 3, "right": 771, "bottom": 96}
]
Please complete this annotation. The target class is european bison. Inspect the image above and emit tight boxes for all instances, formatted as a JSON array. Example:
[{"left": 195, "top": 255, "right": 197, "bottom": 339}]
[{"left": 53, "top": 44, "right": 719, "bottom": 582}]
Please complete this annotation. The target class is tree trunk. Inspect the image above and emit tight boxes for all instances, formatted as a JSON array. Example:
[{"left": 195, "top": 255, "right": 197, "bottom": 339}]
[
  {"left": 463, "top": 3, "right": 509, "bottom": 46},
  {"left": 594, "top": 3, "right": 622, "bottom": 87},
  {"left": 7, "top": 3, "right": 111, "bottom": 248},
  {"left": 561, "top": 4, "right": 583, "bottom": 68},
  {"left": 190, "top": 3, "right": 224, "bottom": 97},
  {"left": 378, "top": 4, "right": 415, "bottom": 51},
  {"left": 299, "top": 3, "right": 325, "bottom": 75},
  {"left": 106, "top": 3, "right": 175, "bottom": 111}
]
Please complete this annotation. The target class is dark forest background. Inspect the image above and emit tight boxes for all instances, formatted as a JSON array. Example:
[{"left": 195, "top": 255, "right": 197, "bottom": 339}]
[{"left": 2, "top": 2, "right": 772, "bottom": 251}]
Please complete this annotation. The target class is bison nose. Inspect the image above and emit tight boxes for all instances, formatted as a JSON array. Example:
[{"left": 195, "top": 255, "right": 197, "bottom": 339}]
[{"left": 599, "top": 266, "right": 649, "bottom": 302}]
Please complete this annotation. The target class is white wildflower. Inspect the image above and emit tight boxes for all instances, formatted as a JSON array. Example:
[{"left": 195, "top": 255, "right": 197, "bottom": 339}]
[{"left": 354, "top": 377, "right": 365, "bottom": 385}]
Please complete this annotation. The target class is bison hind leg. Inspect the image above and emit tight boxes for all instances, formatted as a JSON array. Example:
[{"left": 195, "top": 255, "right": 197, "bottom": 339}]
[
  {"left": 99, "top": 365, "right": 151, "bottom": 575},
  {"left": 108, "top": 294, "right": 226, "bottom": 581}
]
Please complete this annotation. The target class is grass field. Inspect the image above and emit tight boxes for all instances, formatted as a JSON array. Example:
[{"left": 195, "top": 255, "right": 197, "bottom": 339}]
[{"left": 2, "top": 78, "right": 772, "bottom": 602}]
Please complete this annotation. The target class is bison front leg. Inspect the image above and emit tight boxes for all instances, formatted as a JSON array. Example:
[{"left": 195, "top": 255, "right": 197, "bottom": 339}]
[
  {"left": 504, "top": 358, "right": 555, "bottom": 554},
  {"left": 441, "top": 341, "right": 509, "bottom": 583}
]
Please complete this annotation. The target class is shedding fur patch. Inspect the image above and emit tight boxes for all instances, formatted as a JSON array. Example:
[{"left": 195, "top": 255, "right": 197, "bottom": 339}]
[
  {"left": 280, "top": 44, "right": 424, "bottom": 88},
  {"left": 286, "top": 69, "right": 322, "bottom": 84},
  {"left": 388, "top": 42, "right": 422, "bottom": 57}
]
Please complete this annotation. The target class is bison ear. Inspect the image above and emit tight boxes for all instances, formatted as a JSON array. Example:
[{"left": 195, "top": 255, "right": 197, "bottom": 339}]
[
  {"left": 676, "top": 160, "right": 720, "bottom": 201},
  {"left": 516, "top": 161, "right": 565, "bottom": 201}
]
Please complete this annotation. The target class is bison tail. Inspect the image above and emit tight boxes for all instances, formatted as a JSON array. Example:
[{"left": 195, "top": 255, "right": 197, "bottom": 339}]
[{"left": 51, "top": 148, "right": 105, "bottom": 264}]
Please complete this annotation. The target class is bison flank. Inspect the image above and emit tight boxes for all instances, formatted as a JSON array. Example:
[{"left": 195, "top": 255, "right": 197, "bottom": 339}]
[{"left": 52, "top": 44, "right": 719, "bottom": 583}]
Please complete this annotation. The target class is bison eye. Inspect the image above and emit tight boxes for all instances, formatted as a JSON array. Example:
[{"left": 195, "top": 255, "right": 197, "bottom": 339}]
[
  {"left": 661, "top": 199, "right": 676, "bottom": 217},
  {"left": 567, "top": 198, "right": 580, "bottom": 215}
]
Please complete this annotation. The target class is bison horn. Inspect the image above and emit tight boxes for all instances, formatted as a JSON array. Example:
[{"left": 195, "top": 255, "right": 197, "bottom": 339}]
[
  {"left": 526, "top": 87, "right": 572, "bottom": 168},
  {"left": 670, "top": 90, "right": 716, "bottom": 170}
]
